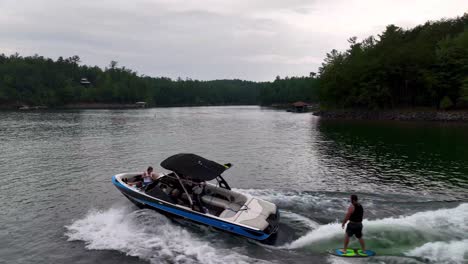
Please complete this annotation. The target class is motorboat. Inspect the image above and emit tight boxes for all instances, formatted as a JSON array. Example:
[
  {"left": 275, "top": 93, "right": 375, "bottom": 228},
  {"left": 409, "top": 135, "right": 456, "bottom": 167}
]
[{"left": 112, "top": 153, "right": 280, "bottom": 242}]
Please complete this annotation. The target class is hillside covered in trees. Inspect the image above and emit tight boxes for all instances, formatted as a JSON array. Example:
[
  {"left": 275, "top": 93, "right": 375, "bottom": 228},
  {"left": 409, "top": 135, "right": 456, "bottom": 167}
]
[
  {"left": 1, "top": 14, "right": 467, "bottom": 110},
  {"left": 0, "top": 54, "right": 317, "bottom": 108},
  {"left": 259, "top": 75, "right": 319, "bottom": 105},
  {"left": 319, "top": 13, "right": 468, "bottom": 110}
]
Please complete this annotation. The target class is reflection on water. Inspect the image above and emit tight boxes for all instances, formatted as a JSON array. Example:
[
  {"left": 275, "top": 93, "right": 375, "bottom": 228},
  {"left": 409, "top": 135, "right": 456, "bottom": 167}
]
[{"left": 316, "top": 120, "right": 468, "bottom": 199}]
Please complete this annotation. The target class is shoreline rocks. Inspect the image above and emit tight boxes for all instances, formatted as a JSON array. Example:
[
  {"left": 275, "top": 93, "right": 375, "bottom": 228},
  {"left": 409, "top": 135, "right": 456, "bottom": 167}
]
[{"left": 313, "top": 109, "right": 468, "bottom": 122}]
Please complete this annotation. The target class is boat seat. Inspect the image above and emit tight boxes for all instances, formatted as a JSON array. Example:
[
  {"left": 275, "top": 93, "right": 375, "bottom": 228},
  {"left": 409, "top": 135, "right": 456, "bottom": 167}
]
[
  {"left": 201, "top": 195, "right": 242, "bottom": 211},
  {"left": 204, "top": 186, "right": 248, "bottom": 205},
  {"left": 219, "top": 209, "right": 237, "bottom": 218}
]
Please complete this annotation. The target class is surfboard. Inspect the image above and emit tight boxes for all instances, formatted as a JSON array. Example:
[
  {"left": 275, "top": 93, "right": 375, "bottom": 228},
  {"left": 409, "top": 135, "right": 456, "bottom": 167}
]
[{"left": 330, "top": 248, "right": 376, "bottom": 257}]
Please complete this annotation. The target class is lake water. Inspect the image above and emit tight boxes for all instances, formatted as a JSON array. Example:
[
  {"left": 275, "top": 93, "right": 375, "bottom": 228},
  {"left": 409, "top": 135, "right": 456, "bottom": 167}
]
[{"left": 1, "top": 106, "right": 467, "bottom": 264}]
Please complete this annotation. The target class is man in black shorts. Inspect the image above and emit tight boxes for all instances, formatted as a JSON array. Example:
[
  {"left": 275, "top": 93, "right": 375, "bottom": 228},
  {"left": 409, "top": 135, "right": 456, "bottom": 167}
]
[{"left": 341, "top": 194, "right": 366, "bottom": 253}]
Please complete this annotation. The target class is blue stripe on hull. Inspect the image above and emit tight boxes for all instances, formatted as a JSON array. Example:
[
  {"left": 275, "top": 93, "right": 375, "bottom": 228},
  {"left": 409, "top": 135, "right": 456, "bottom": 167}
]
[{"left": 112, "top": 176, "right": 271, "bottom": 241}]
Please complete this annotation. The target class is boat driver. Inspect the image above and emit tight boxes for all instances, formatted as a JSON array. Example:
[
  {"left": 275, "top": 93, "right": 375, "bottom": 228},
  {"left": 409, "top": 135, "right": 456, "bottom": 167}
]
[{"left": 192, "top": 181, "right": 207, "bottom": 213}]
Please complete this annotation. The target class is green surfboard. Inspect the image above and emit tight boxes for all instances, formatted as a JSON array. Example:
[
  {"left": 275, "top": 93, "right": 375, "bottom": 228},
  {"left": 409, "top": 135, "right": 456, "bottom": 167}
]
[{"left": 330, "top": 248, "right": 376, "bottom": 257}]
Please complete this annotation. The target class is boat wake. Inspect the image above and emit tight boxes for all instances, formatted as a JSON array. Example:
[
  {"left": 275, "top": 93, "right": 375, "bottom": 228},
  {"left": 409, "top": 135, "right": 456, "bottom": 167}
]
[
  {"left": 285, "top": 203, "right": 468, "bottom": 263},
  {"left": 406, "top": 239, "right": 468, "bottom": 264},
  {"left": 237, "top": 189, "right": 467, "bottom": 263},
  {"left": 65, "top": 205, "right": 269, "bottom": 264},
  {"left": 65, "top": 187, "right": 467, "bottom": 264}
]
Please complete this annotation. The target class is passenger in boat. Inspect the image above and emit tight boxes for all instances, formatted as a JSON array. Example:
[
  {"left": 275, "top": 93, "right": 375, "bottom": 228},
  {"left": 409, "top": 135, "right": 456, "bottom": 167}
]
[
  {"left": 141, "top": 166, "right": 159, "bottom": 187},
  {"left": 341, "top": 194, "right": 366, "bottom": 253}
]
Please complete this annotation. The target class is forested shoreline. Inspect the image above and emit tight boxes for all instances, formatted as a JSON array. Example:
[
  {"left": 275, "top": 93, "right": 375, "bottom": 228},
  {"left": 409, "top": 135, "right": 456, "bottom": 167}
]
[
  {"left": 0, "top": 54, "right": 317, "bottom": 108},
  {"left": 0, "top": 14, "right": 467, "bottom": 111},
  {"left": 319, "top": 13, "right": 468, "bottom": 110}
]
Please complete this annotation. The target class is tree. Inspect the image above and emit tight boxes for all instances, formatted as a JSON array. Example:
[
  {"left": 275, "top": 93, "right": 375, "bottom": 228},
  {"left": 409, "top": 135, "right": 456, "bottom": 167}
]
[{"left": 109, "top": 60, "right": 118, "bottom": 70}]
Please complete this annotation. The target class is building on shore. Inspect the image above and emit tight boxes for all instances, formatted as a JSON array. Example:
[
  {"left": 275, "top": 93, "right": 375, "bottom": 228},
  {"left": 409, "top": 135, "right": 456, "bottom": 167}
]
[
  {"left": 135, "top": 101, "right": 147, "bottom": 108},
  {"left": 291, "top": 101, "right": 309, "bottom": 112},
  {"left": 80, "top": 78, "right": 91, "bottom": 86}
]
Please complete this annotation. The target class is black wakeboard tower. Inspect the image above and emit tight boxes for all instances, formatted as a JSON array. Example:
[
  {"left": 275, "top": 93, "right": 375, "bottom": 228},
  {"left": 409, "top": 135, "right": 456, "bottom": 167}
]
[{"left": 160, "top": 153, "right": 232, "bottom": 190}]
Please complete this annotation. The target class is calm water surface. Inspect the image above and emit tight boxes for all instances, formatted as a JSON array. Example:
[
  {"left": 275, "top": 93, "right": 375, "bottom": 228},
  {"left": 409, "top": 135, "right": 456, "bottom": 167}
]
[{"left": 1, "top": 106, "right": 467, "bottom": 264}]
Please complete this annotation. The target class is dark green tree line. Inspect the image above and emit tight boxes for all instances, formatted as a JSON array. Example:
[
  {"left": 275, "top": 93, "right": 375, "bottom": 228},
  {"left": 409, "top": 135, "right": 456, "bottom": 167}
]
[
  {"left": 319, "top": 13, "right": 468, "bottom": 109},
  {"left": 0, "top": 54, "right": 266, "bottom": 107},
  {"left": 0, "top": 53, "right": 318, "bottom": 107},
  {"left": 259, "top": 75, "right": 320, "bottom": 105}
]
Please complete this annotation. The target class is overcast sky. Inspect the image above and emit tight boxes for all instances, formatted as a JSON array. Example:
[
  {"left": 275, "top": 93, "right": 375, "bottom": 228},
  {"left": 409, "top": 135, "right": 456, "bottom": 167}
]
[{"left": 1, "top": 0, "right": 467, "bottom": 81}]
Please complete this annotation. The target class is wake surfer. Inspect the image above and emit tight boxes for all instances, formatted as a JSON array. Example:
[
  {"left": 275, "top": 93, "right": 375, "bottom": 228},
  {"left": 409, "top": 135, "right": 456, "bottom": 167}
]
[{"left": 341, "top": 194, "right": 366, "bottom": 253}]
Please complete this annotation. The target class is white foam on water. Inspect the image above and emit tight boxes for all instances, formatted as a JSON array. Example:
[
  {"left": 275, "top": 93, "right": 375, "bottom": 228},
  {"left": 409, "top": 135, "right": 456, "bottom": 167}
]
[
  {"left": 284, "top": 222, "right": 341, "bottom": 249},
  {"left": 65, "top": 205, "right": 268, "bottom": 264},
  {"left": 326, "top": 256, "right": 355, "bottom": 264},
  {"left": 286, "top": 203, "right": 468, "bottom": 250},
  {"left": 405, "top": 239, "right": 468, "bottom": 264}
]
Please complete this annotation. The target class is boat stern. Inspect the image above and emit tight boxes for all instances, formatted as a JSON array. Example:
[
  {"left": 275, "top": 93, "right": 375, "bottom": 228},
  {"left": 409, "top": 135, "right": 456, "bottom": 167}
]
[
  {"left": 230, "top": 198, "right": 280, "bottom": 241},
  {"left": 264, "top": 207, "right": 280, "bottom": 235}
]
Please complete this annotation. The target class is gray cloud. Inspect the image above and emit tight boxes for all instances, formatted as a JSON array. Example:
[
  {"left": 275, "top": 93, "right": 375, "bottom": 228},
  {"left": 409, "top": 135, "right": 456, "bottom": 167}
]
[{"left": 0, "top": 0, "right": 466, "bottom": 81}]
